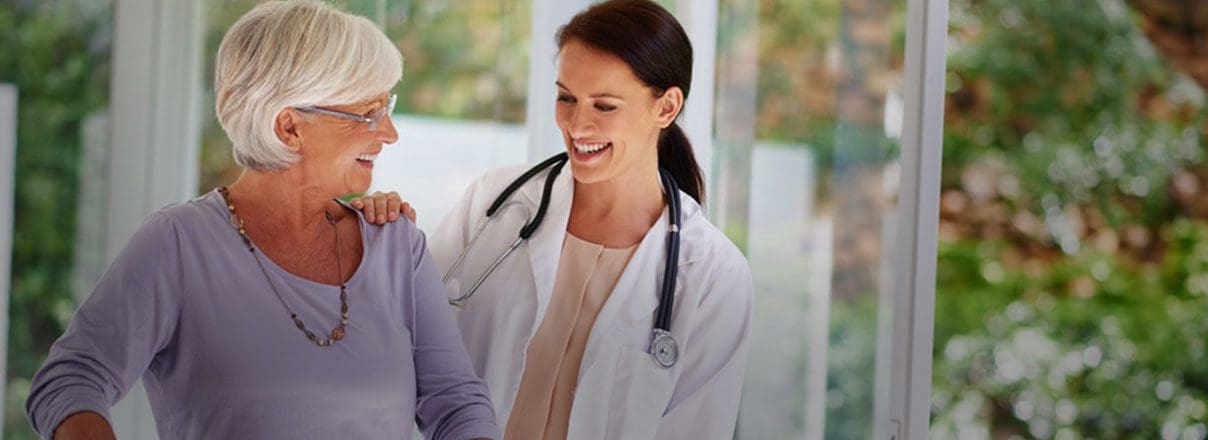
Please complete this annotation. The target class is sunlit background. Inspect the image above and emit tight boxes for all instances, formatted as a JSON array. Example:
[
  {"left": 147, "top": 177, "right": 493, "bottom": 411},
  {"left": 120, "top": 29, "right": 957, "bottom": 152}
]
[{"left": 3, "top": 0, "right": 1208, "bottom": 439}]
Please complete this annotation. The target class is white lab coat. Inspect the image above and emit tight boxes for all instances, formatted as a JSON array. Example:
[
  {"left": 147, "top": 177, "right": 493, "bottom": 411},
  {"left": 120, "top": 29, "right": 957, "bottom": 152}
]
[{"left": 429, "top": 162, "right": 754, "bottom": 440}]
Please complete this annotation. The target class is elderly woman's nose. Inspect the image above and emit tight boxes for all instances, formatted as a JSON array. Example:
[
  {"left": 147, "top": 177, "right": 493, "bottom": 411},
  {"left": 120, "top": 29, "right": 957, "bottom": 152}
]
[{"left": 377, "top": 116, "right": 399, "bottom": 144}]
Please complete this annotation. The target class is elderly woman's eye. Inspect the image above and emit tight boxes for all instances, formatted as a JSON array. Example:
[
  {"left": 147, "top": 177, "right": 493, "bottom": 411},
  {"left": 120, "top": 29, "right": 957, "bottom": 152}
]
[{"left": 556, "top": 94, "right": 576, "bottom": 104}]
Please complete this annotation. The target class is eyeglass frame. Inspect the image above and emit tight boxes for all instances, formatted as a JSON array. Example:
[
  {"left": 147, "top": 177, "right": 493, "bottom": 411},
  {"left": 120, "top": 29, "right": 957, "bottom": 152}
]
[{"left": 294, "top": 94, "right": 397, "bottom": 132}]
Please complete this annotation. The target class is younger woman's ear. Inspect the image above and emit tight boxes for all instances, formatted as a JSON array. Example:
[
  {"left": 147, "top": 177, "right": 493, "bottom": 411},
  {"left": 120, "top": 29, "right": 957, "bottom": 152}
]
[
  {"left": 655, "top": 86, "right": 684, "bottom": 128},
  {"left": 274, "top": 109, "right": 304, "bottom": 152}
]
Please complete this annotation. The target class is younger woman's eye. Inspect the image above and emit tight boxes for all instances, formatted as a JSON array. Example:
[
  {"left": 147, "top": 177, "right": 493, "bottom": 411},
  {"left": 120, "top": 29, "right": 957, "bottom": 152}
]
[
  {"left": 557, "top": 94, "right": 576, "bottom": 103},
  {"left": 594, "top": 103, "right": 617, "bottom": 112}
]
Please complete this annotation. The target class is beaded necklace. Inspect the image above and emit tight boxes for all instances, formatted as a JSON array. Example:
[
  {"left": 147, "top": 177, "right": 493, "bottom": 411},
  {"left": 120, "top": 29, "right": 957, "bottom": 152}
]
[{"left": 218, "top": 187, "right": 349, "bottom": 347}]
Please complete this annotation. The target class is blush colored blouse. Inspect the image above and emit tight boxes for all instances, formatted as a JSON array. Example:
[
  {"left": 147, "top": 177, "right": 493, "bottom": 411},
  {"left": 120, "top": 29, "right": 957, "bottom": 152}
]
[{"left": 504, "top": 233, "right": 638, "bottom": 440}]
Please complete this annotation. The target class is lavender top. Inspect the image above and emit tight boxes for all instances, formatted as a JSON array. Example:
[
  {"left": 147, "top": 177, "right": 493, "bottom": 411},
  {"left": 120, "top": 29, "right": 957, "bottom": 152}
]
[{"left": 25, "top": 190, "right": 498, "bottom": 440}]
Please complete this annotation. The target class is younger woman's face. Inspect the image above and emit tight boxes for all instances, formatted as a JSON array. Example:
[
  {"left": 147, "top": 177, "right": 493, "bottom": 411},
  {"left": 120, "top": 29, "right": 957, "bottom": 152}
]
[{"left": 554, "top": 39, "right": 669, "bottom": 185}]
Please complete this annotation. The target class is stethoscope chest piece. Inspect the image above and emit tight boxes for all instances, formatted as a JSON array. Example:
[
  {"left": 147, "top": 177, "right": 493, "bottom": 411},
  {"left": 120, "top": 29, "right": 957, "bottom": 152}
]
[{"left": 651, "top": 329, "right": 679, "bottom": 368}]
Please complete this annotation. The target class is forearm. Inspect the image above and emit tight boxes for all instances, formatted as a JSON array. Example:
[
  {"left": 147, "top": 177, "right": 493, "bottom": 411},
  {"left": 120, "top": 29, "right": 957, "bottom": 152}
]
[{"left": 53, "top": 411, "right": 116, "bottom": 440}]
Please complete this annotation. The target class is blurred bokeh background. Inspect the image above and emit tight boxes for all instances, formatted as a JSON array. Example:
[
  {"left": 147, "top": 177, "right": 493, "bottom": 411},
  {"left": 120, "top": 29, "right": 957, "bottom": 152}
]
[{"left": 3, "top": 0, "right": 1207, "bottom": 438}]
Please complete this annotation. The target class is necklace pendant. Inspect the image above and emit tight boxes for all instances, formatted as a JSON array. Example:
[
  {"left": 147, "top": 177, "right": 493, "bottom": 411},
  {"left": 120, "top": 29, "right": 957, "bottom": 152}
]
[{"left": 330, "top": 325, "right": 346, "bottom": 341}]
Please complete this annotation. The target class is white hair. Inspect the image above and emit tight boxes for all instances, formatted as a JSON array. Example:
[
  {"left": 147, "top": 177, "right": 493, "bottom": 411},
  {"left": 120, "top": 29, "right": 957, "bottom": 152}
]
[{"left": 214, "top": 0, "right": 403, "bottom": 171}]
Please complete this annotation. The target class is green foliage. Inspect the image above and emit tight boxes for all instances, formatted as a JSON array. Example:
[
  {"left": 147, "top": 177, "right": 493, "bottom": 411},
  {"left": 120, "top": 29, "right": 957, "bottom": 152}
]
[
  {"left": 932, "top": 1, "right": 1208, "bottom": 436},
  {"left": 825, "top": 297, "right": 878, "bottom": 440},
  {"left": 753, "top": 0, "right": 906, "bottom": 166},
  {"left": 944, "top": 0, "right": 1205, "bottom": 218},
  {"left": 932, "top": 222, "right": 1208, "bottom": 437},
  {"left": 0, "top": 1, "right": 112, "bottom": 438},
  {"left": 386, "top": 0, "right": 530, "bottom": 122}
]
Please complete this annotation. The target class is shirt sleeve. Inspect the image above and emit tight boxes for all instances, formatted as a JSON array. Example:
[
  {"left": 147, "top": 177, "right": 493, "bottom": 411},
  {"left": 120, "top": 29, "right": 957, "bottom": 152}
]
[
  {"left": 25, "top": 212, "right": 184, "bottom": 438},
  {"left": 408, "top": 222, "right": 500, "bottom": 440}
]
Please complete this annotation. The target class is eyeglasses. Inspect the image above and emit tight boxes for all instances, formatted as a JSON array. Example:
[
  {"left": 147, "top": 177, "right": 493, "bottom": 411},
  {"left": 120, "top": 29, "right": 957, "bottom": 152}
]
[{"left": 295, "top": 94, "right": 397, "bottom": 132}]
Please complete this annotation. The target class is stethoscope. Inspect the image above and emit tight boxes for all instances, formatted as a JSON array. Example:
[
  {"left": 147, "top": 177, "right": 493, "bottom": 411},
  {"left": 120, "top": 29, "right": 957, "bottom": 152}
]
[{"left": 442, "top": 152, "right": 682, "bottom": 368}]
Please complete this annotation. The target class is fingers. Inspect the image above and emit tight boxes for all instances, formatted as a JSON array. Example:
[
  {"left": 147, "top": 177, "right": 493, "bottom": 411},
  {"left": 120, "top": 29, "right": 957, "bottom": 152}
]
[
  {"left": 357, "top": 194, "right": 377, "bottom": 223},
  {"left": 372, "top": 191, "right": 390, "bottom": 225},
  {"left": 385, "top": 192, "right": 402, "bottom": 222},
  {"left": 402, "top": 202, "right": 417, "bottom": 223},
  {"left": 351, "top": 191, "right": 414, "bottom": 224}
]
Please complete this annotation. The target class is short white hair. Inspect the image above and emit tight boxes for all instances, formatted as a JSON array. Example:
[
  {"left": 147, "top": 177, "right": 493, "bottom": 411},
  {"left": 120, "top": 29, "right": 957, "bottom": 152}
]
[{"left": 214, "top": 0, "right": 403, "bottom": 171}]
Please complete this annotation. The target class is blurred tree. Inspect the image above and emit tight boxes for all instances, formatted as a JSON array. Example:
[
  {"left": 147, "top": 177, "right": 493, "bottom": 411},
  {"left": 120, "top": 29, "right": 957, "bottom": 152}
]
[
  {"left": 1129, "top": 0, "right": 1208, "bottom": 90},
  {"left": 930, "top": 0, "right": 1208, "bottom": 436},
  {"left": 0, "top": 1, "right": 112, "bottom": 439}
]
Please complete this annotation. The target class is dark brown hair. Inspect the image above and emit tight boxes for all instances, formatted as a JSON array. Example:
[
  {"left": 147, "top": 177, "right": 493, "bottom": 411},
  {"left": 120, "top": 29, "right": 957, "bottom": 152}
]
[{"left": 556, "top": 0, "right": 705, "bottom": 204}]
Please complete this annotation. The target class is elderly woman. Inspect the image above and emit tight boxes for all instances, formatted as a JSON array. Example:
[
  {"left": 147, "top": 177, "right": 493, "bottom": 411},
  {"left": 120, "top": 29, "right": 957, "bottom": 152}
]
[{"left": 24, "top": 1, "right": 497, "bottom": 439}]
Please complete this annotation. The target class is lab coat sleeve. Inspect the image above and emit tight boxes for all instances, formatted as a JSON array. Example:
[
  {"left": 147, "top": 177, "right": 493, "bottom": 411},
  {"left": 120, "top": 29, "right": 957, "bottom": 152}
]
[
  {"left": 409, "top": 223, "right": 500, "bottom": 440},
  {"left": 25, "top": 212, "right": 184, "bottom": 439},
  {"left": 654, "top": 252, "right": 754, "bottom": 440}
]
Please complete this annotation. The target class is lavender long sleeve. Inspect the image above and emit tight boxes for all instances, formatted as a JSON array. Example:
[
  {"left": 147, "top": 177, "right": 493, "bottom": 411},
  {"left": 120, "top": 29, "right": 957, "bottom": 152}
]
[{"left": 25, "top": 191, "right": 498, "bottom": 440}]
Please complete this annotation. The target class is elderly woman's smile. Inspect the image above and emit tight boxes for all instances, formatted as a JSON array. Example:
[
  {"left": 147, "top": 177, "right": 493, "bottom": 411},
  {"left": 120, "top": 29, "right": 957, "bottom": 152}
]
[{"left": 356, "top": 152, "right": 379, "bottom": 167}]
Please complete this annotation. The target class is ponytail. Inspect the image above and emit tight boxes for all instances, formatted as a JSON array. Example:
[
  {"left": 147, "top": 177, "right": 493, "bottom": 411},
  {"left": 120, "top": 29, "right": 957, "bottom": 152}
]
[{"left": 658, "top": 121, "right": 705, "bottom": 205}]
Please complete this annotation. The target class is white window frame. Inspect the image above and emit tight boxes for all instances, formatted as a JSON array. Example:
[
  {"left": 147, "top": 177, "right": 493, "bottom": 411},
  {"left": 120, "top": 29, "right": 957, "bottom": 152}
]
[
  {"left": 104, "top": 0, "right": 205, "bottom": 437},
  {"left": 0, "top": 84, "right": 16, "bottom": 428},
  {"left": 525, "top": 0, "right": 591, "bottom": 160},
  {"left": 886, "top": 0, "right": 948, "bottom": 438}
]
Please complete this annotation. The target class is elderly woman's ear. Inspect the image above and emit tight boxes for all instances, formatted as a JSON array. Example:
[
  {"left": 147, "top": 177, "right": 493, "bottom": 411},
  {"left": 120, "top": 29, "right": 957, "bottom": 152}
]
[{"left": 273, "top": 110, "right": 304, "bottom": 152}]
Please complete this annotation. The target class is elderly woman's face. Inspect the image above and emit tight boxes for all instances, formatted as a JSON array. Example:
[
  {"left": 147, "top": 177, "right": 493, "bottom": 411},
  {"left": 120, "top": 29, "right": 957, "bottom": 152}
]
[{"left": 290, "top": 93, "right": 398, "bottom": 194}]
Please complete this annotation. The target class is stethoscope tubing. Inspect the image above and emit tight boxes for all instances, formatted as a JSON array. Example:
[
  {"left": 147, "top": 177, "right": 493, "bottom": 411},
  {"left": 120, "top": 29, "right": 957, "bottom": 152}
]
[{"left": 443, "top": 152, "right": 683, "bottom": 366}]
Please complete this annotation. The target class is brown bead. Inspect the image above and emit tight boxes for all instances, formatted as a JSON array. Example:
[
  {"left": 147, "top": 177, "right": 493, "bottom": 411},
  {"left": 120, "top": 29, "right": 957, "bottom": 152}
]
[{"left": 331, "top": 326, "right": 345, "bottom": 341}]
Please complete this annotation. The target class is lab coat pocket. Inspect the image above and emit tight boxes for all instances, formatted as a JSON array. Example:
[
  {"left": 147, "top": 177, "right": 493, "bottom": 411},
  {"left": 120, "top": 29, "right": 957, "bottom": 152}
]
[{"left": 604, "top": 345, "right": 677, "bottom": 439}]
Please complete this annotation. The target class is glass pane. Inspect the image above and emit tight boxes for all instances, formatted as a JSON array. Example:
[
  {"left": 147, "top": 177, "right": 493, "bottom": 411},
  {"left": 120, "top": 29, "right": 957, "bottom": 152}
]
[
  {"left": 719, "top": 0, "right": 908, "bottom": 438},
  {"left": 933, "top": 0, "right": 1208, "bottom": 438},
  {"left": 1, "top": 1, "right": 115, "bottom": 439},
  {"left": 200, "top": 0, "right": 531, "bottom": 230},
  {"left": 371, "top": 0, "right": 531, "bottom": 231}
]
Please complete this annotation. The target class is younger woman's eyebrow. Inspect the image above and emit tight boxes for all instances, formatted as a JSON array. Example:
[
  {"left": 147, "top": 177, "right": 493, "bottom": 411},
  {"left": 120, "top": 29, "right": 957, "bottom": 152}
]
[{"left": 555, "top": 81, "right": 623, "bottom": 99}]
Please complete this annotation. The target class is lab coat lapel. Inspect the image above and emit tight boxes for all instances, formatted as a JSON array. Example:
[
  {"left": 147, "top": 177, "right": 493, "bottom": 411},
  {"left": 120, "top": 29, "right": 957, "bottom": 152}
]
[
  {"left": 520, "top": 163, "right": 573, "bottom": 334},
  {"left": 570, "top": 192, "right": 674, "bottom": 439},
  {"left": 597, "top": 208, "right": 666, "bottom": 331},
  {"left": 584, "top": 191, "right": 696, "bottom": 361}
]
